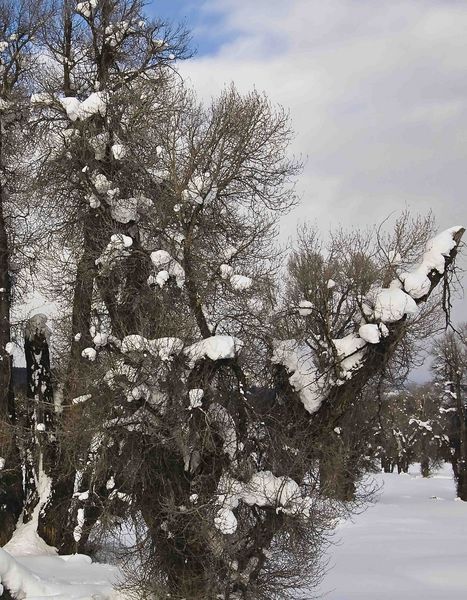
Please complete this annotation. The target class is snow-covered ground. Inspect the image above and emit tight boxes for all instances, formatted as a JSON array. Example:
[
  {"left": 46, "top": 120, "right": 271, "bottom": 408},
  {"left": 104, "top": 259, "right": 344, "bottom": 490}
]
[
  {"left": 2, "top": 464, "right": 466, "bottom": 599},
  {"left": 318, "top": 464, "right": 467, "bottom": 600},
  {"left": 0, "top": 553, "right": 122, "bottom": 599}
]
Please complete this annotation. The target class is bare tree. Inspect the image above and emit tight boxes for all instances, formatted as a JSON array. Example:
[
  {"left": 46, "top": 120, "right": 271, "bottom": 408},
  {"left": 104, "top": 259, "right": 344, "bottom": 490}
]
[
  {"left": 279, "top": 216, "right": 454, "bottom": 499},
  {"left": 22, "top": 0, "right": 192, "bottom": 550},
  {"left": 374, "top": 384, "right": 445, "bottom": 476}
]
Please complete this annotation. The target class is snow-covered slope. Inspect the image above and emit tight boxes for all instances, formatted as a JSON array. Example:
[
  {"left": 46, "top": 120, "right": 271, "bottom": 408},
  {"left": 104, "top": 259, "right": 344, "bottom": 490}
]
[
  {"left": 319, "top": 464, "right": 467, "bottom": 599},
  {"left": 0, "top": 551, "right": 122, "bottom": 599}
]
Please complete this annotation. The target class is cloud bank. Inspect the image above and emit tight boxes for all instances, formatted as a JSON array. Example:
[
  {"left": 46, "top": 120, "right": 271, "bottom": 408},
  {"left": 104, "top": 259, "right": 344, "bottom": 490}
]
[{"left": 182, "top": 0, "right": 466, "bottom": 239}]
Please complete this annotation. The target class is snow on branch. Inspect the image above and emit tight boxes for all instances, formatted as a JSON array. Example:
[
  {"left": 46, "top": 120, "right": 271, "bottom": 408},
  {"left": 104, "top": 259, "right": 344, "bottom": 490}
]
[
  {"left": 150, "top": 250, "right": 185, "bottom": 288},
  {"left": 119, "top": 334, "right": 244, "bottom": 370},
  {"left": 215, "top": 471, "right": 312, "bottom": 535},
  {"left": 271, "top": 340, "right": 323, "bottom": 414},
  {"left": 95, "top": 234, "right": 133, "bottom": 272},
  {"left": 58, "top": 92, "right": 107, "bottom": 122},
  {"left": 185, "top": 335, "right": 244, "bottom": 365},
  {"left": 399, "top": 226, "right": 464, "bottom": 299},
  {"left": 273, "top": 226, "right": 465, "bottom": 415}
]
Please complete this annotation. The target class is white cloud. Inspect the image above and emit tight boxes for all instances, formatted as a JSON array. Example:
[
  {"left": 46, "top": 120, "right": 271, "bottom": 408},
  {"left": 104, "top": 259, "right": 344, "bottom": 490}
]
[{"left": 182, "top": 0, "right": 467, "bottom": 238}]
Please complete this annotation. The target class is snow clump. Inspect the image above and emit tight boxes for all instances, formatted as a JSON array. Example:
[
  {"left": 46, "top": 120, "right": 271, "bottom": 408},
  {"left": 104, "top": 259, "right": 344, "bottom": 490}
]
[
  {"left": 230, "top": 274, "right": 252, "bottom": 291},
  {"left": 214, "top": 471, "right": 309, "bottom": 535},
  {"left": 59, "top": 91, "right": 106, "bottom": 121},
  {"left": 111, "top": 143, "right": 126, "bottom": 160},
  {"left": 185, "top": 336, "right": 244, "bottom": 365},
  {"left": 271, "top": 340, "right": 323, "bottom": 414},
  {"left": 333, "top": 334, "right": 367, "bottom": 379},
  {"left": 298, "top": 300, "right": 313, "bottom": 316},
  {"left": 189, "top": 389, "right": 204, "bottom": 409},
  {"left": 373, "top": 288, "right": 418, "bottom": 323},
  {"left": 358, "top": 323, "right": 381, "bottom": 344},
  {"left": 150, "top": 250, "right": 185, "bottom": 287},
  {"left": 220, "top": 264, "right": 234, "bottom": 279},
  {"left": 399, "top": 226, "right": 464, "bottom": 299},
  {"left": 96, "top": 234, "right": 133, "bottom": 271},
  {"left": 81, "top": 348, "right": 97, "bottom": 362}
]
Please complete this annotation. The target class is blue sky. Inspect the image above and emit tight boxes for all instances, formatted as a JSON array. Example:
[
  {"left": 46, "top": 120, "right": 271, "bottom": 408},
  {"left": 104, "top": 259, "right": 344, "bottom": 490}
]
[{"left": 147, "top": 1, "right": 230, "bottom": 55}]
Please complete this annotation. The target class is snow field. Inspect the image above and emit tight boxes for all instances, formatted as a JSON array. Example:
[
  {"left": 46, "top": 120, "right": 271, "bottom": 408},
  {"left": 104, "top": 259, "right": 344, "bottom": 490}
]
[
  {"left": 318, "top": 464, "right": 467, "bottom": 600},
  {"left": 2, "top": 464, "right": 466, "bottom": 598}
]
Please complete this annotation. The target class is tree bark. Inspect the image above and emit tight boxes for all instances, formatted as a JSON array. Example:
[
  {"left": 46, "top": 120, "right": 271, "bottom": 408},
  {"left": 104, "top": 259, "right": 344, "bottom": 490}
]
[
  {"left": 420, "top": 457, "right": 430, "bottom": 478},
  {"left": 452, "top": 353, "right": 467, "bottom": 500},
  {"left": 22, "top": 317, "right": 56, "bottom": 536},
  {"left": 457, "top": 465, "right": 467, "bottom": 501},
  {"left": 319, "top": 446, "right": 356, "bottom": 501},
  {"left": 64, "top": 212, "right": 103, "bottom": 400},
  {"left": 0, "top": 162, "right": 22, "bottom": 546}
]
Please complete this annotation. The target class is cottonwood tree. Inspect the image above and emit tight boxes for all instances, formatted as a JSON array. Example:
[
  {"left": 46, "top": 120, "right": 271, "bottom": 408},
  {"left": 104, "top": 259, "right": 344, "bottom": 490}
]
[
  {"left": 431, "top": 325, "right": 467, "bottom": 499},
  {"left": 26, "top": 0, "right": 190, "bottom": 549},
  {"left": 279, "top": 216, "right": 450, "bottom": 500},
  {"left": 38, "top": 144, "right": 464, "bottom": 600},
  {"left": 35, "top": 81, "right": 303, "bottom": 596}
]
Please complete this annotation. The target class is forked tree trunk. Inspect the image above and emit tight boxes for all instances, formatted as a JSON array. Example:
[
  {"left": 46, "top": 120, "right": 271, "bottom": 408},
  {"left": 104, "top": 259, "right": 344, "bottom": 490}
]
[{"left": 39, "top": 212, "right": 108, "bottom": 551}]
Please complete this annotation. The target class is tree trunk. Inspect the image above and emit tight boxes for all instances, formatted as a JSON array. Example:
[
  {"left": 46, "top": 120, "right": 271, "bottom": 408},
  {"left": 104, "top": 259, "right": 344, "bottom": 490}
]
[
  {"left": 421, "top": 457, "right": 430, "bottom": 478},
  {"left": 0, "top": 181, "right": 23, "bottom": 546},
  {"left": 21, "top": 317, "right": 56, "bottom": 537},
  {"left": 40, "top": 210, "right": 109, "bottom": 550},
  {"left": 64, "top": 213, "right": 102, "bottom": 400},
  {"left": 319, "top": 451, "right": 356, "bottom": 501},
  {"left": 456, "top": 463, "right": 467, "bottom": 501},
  {"left": 454, "top": 372, "right": 467, "bottom": 501}
]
